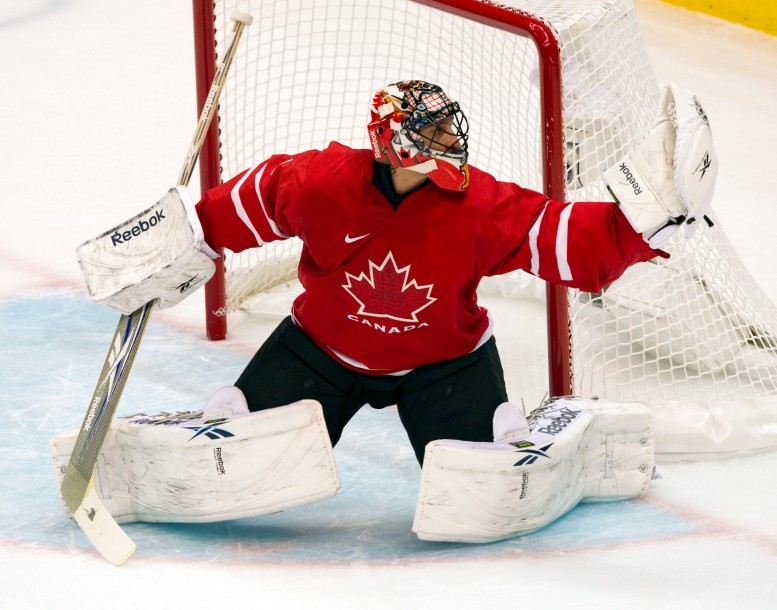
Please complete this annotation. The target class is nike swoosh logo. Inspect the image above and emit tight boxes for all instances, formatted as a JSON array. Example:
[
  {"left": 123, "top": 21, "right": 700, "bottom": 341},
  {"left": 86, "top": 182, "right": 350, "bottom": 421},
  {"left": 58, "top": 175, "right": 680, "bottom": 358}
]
[{"left": 344, "top": 233, "right": 371, "bottom": 243}]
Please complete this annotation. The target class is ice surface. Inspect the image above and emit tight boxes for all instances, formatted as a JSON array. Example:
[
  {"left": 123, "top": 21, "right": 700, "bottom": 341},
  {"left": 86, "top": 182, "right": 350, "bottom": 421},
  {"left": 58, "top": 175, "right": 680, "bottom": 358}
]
[{"left": 1, "top": 1, "right": 776, "bottom": 608}]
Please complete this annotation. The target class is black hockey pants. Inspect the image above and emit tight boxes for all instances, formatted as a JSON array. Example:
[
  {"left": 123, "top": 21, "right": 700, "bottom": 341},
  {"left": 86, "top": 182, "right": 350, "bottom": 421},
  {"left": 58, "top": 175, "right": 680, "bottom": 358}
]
[{"left": 235, "top": 316, "right": 509, "bottom": 465}]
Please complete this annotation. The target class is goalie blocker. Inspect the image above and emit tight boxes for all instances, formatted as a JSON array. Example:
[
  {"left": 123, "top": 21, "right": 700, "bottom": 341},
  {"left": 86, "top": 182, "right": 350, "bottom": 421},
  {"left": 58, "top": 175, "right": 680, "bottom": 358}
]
[
  {"left": 51, "top": 388, "right": 340, "bottom": 524},
  {"left": 76, "top": 186, "right": 217, "bottom": 314}
]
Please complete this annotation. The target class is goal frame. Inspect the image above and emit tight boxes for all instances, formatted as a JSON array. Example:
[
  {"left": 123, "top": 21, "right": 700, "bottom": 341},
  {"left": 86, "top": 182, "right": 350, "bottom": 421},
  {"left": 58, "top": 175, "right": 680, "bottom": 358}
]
[{"left": 190, "top": 0, "right": 573, "bottom": 398}]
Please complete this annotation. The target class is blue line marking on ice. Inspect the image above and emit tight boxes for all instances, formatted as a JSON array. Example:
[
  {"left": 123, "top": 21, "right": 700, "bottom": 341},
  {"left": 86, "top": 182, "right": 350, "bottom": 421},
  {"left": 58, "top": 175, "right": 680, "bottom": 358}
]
[{"left": 0, "top": 291, "right": 703, "bottom": 563}]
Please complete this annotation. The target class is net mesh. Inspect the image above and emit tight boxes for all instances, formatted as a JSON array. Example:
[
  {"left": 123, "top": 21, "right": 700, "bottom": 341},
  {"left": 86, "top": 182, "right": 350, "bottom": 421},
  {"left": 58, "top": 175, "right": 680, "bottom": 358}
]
[{"left": 203, "top": 0, "right": 777, "bottom": 453}]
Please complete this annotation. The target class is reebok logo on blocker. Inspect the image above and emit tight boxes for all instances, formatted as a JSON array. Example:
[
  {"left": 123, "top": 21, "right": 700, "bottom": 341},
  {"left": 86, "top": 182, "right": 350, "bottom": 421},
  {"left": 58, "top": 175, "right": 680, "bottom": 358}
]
[{"left": 111, "top": 209, "right": 166, "bottom": 246}]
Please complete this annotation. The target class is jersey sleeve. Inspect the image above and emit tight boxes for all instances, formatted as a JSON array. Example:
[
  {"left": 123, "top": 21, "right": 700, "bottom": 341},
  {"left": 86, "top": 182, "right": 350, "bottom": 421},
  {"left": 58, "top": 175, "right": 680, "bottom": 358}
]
[
  {"left": 195, "top": 153, "right": 306, "bottom": 253},
  {"left": 482, "top": 186, "right": 665, "bottom": 293}
]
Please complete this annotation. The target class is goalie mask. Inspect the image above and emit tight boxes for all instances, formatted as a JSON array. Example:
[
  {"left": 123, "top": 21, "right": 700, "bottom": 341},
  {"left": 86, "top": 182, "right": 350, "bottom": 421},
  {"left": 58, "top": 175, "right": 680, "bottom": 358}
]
[{"left": 367, "top": 80, "right": 470, "bottom": 191}]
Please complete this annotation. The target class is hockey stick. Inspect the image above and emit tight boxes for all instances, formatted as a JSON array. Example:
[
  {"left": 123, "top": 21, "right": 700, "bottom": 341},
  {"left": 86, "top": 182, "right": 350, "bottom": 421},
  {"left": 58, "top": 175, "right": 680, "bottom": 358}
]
[{"left": 60, "top": 11, "right": 253, "bottom": 565}]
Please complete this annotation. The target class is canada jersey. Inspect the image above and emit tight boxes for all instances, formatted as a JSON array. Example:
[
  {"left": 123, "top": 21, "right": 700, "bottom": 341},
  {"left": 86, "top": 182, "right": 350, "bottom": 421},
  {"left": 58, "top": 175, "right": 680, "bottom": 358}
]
[{"left": 196, "top": 142, "right": 660, "bottom": 374}]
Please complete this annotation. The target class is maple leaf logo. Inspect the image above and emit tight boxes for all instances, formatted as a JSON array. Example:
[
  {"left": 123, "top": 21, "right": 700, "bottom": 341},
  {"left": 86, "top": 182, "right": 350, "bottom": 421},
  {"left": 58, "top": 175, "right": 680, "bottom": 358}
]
[{"left": 342, "top": 251, "right": 436, "bottom": 323}]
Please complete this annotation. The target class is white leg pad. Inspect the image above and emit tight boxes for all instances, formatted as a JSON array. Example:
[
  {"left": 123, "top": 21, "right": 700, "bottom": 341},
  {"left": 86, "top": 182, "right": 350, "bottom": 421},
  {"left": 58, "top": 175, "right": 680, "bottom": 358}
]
[
  {"left": 412, "top": 397, "right": 654, "bottom": 543},
  {"left": 51, "top": 396, "right": 340, "bottom": 524}
]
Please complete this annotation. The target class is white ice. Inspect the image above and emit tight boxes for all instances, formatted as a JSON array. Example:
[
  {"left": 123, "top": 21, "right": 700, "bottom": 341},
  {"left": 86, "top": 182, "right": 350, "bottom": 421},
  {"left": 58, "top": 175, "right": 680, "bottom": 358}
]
[{"left": 1, "top": 0, "right": 777, "bottom": 608}]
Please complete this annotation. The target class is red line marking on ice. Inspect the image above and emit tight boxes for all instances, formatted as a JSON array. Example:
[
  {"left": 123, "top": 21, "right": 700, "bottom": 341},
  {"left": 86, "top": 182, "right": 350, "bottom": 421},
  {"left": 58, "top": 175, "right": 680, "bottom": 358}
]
[
  {"left": 0, "top": 248, "right": 81, "bottom": 298},
  {"left": 642, "top": 494, "right": 777, "bottom": 556}
]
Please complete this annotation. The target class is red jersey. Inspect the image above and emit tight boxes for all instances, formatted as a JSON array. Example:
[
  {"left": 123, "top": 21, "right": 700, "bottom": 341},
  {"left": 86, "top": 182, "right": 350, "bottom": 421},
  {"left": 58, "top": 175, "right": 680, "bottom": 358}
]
[{"left": 196, "top": 143, "right": 660, "bottom": 374}]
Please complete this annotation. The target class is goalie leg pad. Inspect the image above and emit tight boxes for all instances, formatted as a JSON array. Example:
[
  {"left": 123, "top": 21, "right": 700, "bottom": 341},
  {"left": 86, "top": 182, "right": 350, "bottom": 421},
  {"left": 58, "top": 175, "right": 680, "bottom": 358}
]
[
  {"left": 412, "top": 397, "right": 654, "bottom": 543},
  {"left": 51, "top": 396, "right": 340, "bottom": 524}
]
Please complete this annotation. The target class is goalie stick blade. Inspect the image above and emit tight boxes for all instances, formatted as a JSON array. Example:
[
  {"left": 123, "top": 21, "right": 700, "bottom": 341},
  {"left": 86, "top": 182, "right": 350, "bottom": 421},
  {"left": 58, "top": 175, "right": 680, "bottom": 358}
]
[{"left": 73, "top": 484, "right": 136, "bottom": 566}]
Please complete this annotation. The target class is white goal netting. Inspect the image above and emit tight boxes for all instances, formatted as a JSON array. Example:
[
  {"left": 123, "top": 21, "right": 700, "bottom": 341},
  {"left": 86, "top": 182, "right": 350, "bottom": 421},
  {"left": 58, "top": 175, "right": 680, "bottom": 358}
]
[{"left": 200, "top": 0, "right": 777, "bottom": 456}]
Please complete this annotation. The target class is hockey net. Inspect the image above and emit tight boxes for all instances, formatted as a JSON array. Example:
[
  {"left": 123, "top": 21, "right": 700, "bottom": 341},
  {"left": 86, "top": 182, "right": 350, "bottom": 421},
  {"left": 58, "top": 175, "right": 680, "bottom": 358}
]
[{"left": 194, "top": 0, "right": 777, "bottom": 456}]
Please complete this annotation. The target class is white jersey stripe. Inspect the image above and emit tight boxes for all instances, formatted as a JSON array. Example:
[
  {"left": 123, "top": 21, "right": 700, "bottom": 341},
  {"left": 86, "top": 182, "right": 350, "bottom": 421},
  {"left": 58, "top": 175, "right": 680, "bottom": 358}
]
[
  {"left": 529, "top": 204, "right": 548, "bottom": 276},
  {"left": 230, "top": 162, "right": 267, "bottom": 246},
  {"left": 254, "top": 164, "right": 291, "bottom": 239},
  {"left": 556, "top": 202, "right": 574, "bottom": 281}
]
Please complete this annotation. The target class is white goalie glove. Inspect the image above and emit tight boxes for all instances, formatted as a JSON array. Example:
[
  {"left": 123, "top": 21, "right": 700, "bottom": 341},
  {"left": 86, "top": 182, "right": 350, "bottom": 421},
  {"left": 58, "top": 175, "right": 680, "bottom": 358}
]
[
  {"left": 76, "top": 186, "right": 217, "bottom": 315},
  {"left": 604, "top": 83, "right": 718, "bottom": 248}
]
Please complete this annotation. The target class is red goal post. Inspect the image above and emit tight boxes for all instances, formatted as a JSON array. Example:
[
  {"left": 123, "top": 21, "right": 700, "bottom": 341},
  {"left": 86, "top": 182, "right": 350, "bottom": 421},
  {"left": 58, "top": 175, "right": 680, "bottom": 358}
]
[{"left": 191, "top": 0, "right": 777, "bottom": 456}]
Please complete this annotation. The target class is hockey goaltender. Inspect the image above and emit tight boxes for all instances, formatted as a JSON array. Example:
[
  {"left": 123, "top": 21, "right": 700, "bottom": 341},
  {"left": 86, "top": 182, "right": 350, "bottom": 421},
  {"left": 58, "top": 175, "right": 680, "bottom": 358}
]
[{"left": 54, "top": 80, "right": 717, "bottom": 544}]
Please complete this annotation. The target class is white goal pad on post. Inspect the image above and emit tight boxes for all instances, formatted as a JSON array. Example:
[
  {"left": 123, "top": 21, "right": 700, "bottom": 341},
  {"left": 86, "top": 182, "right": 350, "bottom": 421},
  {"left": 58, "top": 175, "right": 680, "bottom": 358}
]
[{"left": 193, "top": 0, "right": 777, "bottom": 457}]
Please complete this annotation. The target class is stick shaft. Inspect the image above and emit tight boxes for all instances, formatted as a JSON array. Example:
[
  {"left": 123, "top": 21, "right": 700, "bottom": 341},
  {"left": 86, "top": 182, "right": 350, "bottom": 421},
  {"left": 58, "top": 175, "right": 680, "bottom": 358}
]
[
  {"left": 178, "top": 17, "right": 251, "bottom": 187},
  {"left": 61, "top": 303, "right": 154, "bottom": 513}
]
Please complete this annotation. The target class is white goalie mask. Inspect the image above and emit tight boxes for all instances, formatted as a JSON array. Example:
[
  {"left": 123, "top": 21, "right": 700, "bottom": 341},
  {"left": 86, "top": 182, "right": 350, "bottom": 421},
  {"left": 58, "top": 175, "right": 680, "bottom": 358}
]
[{"left": 367, "top": 80, "right": 470, "bottom": 191}]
